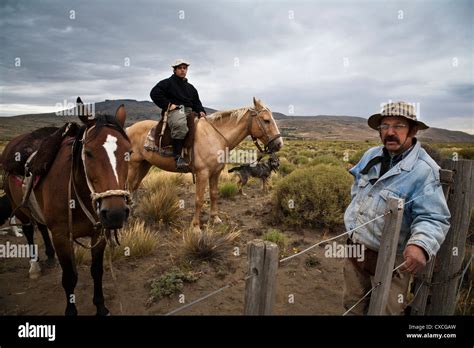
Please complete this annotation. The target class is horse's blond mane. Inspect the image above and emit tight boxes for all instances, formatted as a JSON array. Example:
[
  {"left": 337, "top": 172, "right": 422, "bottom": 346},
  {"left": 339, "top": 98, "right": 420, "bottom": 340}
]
[{"left": 208, "top": 103, "right": 271, "bottom": 123}]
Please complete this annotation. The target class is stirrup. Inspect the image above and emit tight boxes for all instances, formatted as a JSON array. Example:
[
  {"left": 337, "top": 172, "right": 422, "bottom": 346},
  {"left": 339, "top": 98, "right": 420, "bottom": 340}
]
[{"left": 175, "top": 157, "right": 190, "bottom": 172}]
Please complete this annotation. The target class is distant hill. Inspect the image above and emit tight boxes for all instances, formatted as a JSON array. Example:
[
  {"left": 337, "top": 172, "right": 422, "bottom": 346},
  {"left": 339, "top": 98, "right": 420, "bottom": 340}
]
[
  {"left": 277, "top": 115, "right": 474, "bottom": 143},
  {"left": 0, "top": 99, "right": 472, "bottom": 143}
]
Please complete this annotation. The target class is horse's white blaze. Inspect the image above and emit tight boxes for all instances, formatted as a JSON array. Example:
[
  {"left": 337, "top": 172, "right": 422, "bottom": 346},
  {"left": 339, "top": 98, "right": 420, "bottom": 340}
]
[{"left": 103, "top": 134, "right": 119, "bottom": 184}]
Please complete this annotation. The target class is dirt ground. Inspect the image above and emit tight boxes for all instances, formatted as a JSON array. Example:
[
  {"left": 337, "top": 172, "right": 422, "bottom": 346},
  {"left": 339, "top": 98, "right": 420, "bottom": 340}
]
[{"left": 0, "top": 176, "right": 346, "bottom": 316}]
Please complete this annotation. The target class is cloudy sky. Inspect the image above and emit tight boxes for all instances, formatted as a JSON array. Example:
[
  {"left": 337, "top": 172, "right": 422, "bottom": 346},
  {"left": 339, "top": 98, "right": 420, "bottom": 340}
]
[{"left": 1, "top": 0, "right": 473, "bottom": 133}]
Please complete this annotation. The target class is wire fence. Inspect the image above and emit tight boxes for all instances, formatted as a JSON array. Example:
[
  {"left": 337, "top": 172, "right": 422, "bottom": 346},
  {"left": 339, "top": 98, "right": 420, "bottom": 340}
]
[{"left": 161, "top": 181, "right": 459, "bottom": 316}]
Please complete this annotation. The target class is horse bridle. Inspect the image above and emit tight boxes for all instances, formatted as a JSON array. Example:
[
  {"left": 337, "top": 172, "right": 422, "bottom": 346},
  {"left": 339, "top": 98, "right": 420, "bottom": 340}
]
[
  {"left": 79, "top": 125, "right": 132, "bottom": 209},
  {"left": 68, "top": 123, "right": 131, "bottom": 248},
  {"left": 247, "top": 108, "right": 282, "bottom": 154}
]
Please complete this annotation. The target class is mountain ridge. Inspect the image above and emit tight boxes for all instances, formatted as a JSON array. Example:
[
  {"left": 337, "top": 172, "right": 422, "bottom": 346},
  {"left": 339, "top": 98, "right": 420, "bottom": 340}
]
[{"left": 1, "top": 99, "right": 472, "bottom": 143}]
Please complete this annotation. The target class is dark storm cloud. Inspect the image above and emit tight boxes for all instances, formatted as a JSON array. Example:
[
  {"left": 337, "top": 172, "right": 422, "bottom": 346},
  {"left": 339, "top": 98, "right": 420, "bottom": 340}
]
[{"left": 0, "top": 0, "right": 472, "bottom": 132}]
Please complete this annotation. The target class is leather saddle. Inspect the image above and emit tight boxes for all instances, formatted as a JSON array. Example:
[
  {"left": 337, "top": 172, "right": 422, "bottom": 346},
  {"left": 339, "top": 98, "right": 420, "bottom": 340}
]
[{"left": 145, "top": 112, "right": 197, "bottom": 160}]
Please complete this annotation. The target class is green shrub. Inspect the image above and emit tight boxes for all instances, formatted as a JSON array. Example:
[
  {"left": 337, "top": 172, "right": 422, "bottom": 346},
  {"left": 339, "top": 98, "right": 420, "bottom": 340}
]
[
  {"left": 292, "top": 155, "right": 310, "bottom": 165},
  {"left": 272, "top": 164, "right": 353, "bottom": 228},
  {"left": 298, "top": 150, "right": 316, "bottom": 158},
  {"left": 279, "top": 158, "right": 296, "bottom": 175},
  {"left": 349, "top": 149, "right": 367, "bottom": 165},
  {"left": 148, "top": 268, "right": 199, "bottom": 303},
  {"left": 459, "top": 148, "right": 474, "bottom": 160},
  {"left": 310, "top": 155, "right": 344, "bottom": 167},
  {"left": 219, "top": 181, "right": 238, "bottom": 199},
  {"left": 263, "top": 229, "right": 288, "bottom": 250}
]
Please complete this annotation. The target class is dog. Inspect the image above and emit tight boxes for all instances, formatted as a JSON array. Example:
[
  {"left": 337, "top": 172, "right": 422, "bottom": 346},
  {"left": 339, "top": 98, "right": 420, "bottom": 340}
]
[{"left": 228, "top": 154, "right": 280, "bottom": 195}]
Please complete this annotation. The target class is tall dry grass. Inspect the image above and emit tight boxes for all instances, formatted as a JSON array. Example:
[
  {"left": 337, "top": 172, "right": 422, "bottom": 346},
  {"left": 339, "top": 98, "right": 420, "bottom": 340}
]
[
  {"left": 135, "top": 171, "right": 184, "bottom": 226},
  {"left": 180, "top": 223, "right": 240, "bottom": 264}
]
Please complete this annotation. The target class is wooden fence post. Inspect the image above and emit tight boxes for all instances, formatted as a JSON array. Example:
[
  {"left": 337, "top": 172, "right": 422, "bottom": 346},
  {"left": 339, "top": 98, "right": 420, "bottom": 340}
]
[
  {"left": 244, "top": 239, "right": 279, "bottom": 315},
  {"left": 411, "top": 168, "right": 453, "bottom": 315},
  {"left": 428, "top": 159, "right": 474, "bottom": 315},
  {"left": 368, "top": 197, "right": 404, "bottom": 315}
]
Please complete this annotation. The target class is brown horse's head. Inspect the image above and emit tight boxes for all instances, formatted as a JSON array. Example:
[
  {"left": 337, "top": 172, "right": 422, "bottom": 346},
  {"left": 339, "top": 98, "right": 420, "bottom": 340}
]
[
  {"left": 248, "top": 97, "right": 284, "bottom": 153},
  {"left": 77, "top": 98, "right": 131, "bottom": 230}
]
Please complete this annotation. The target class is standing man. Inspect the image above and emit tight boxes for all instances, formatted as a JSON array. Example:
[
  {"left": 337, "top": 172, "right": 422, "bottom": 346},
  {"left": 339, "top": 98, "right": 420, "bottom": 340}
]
[
  {"left": 343, "top": 101, "right": 450, "bottom": 315},
  {"left": 150, "top": 59, "right": 206, "bottom": 170}
]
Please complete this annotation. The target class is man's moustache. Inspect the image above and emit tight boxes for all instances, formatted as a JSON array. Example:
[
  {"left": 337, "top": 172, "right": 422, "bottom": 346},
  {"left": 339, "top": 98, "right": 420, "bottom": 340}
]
[{"left": 384, "top": 136, "right": 400, "bottom": 144}]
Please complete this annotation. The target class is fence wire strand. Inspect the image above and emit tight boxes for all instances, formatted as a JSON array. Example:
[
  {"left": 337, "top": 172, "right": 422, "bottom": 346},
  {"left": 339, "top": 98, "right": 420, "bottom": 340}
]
[
  {"left": 342, "top": 261, "right": 406, "bottom": 315},
  {"left": 164, "top": 274, "right": 254, "bottom": 316}
]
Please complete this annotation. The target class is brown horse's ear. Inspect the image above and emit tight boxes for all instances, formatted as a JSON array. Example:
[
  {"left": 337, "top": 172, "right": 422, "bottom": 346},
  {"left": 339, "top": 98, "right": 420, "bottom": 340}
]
[
  {"left": 115, "top": 104, "right": 126, "bottom": 128},
  {"left": 253, "top": 97, "right": 262, "bottom": 110},
  {"left": 77, "top": 97, "right": 95, "bottom": 127}
]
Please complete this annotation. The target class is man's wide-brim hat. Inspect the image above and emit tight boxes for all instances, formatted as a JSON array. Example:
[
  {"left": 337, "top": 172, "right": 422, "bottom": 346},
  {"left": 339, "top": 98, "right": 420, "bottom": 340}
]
[
  {"left": 171, "top": 59, "right": 190, "bottom": 68},
  {"left": 368, "top": 101, "right": 429, "bottom": 130}
]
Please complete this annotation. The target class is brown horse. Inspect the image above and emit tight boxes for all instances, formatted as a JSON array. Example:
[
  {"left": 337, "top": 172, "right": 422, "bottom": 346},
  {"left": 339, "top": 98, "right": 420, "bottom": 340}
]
[
  {"left": 3, "top": 98, "right": 131, "bottom": 315},
  {"left": 126, "top": 97, "right": 283, "bottom": 231}
]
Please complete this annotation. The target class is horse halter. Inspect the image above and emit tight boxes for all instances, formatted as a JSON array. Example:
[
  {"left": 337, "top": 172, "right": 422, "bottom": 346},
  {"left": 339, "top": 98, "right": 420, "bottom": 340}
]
[
  {"left": 79, "top": 125, "right": 132, "bottom": 210},
  {"left": 68, "top": 123, "right": 131, "bottom": 240},
  {"left": 248, "top": 107, "right": 282, "bottom": 154}
]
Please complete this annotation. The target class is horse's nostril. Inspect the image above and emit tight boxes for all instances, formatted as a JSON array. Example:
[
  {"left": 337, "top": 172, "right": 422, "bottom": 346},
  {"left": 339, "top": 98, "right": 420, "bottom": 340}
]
[{"left": 100, "top": 209, "right": 109, "bottom": 220}]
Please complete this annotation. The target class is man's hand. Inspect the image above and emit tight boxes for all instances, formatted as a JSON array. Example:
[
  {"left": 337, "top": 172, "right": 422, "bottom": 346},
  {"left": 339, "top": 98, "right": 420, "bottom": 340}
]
[
  {"left": 402, "top": 245, "right": 427, "bottom": 274},
  {"left": 199, "top": 111, "right": 206, "bottom": 118}
]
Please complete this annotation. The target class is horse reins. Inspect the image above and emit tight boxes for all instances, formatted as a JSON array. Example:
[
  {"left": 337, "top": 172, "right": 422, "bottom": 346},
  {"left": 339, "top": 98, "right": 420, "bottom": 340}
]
[{"left": 204, "top": 107, "right": 281, "bottom": 155}]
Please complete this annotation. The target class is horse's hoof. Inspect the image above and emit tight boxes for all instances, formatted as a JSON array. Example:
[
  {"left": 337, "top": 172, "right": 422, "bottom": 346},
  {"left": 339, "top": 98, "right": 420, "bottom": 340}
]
[
  {"left": 45, "top": 258, "right": 56, "bottom": 268},
  {"left": 96, "top": 306, "right": 110, "bottom": 316},
  {"left": 65, "top": 305, "right": 78, "bottom": 316},
  {"left": 28, "top": 260, "right": 41, "bottom": 279}
]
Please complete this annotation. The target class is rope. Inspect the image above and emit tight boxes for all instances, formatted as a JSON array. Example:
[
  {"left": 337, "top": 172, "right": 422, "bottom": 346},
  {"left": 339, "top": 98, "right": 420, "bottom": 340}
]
[
  {"left": 164, "top": 274, "right": 254, "bottom": 316},
  {"left": 91, "top": 189, "right": 131, "bottom": 206},
  {"left": 107, "top": 242, "right": 124, "bottom": 314}
]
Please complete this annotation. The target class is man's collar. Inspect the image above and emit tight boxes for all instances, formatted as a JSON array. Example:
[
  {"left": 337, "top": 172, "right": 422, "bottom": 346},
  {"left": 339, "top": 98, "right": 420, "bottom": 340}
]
[
  {"left": 384, "top": 137, "right": 420, "bottom": 171},
  {"left": 361, "top": 138, "right": 420, "bottom": 175},
  {"left": 383, "top": 138, "right": 417, "bottom": 160},
  {"left": 171, "top": 74, "right": 188, "bottom": 82}
]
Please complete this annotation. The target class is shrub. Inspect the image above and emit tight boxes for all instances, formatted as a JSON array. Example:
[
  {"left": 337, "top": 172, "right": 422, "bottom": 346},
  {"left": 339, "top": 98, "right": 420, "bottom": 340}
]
[
  {"left": 349, "top": 149, "right": 367, "bottom": 165},
  {"left": 298, "top": 150, "right": 316, "bottom": 158},
  {"left": 279, "top": 158, "right": 296, "bottom": 176},
  {"left": 219, "top": 181, "right": 238, "bottom": 199},
  {"left": 422, "top": 144, "right": 442, "bottom": 165},
  {"left": 272, "top": 164, "right": 353, "bottom": 228},
  {"left": 310, "top": 155, "right": 344, "bottom": 167},
  {"left": 292, "top": 155, "right": 310, "bottom": 165},
  {"left": 142, "top": 171, "right": 188, "bottom": 192},
  {"left": 263, "top": 229, "right": 288, "bottom": 250},
  {"left": 148, "top": 267, "right": 199, "bottom": 303},
  {"left": 135, "top": 188, "right": 181, "bottom": 225},
  {"left": 459, "top": 148, "right": 474, "bottom": 160},
  {"left": 181, "top": 223, "right": 240, "bottom": 263},
  {"left": 105, "top": 220, "right": 159, "bottom": 261},
  {"left": 74, "top": 244, "right": 89, "bottom": 266}
]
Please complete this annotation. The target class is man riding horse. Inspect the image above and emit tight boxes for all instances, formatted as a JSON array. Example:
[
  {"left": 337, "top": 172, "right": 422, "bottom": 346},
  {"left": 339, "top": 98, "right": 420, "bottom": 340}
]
[{"left": 150, "top": 59, "right": 206, "bottom": 170}]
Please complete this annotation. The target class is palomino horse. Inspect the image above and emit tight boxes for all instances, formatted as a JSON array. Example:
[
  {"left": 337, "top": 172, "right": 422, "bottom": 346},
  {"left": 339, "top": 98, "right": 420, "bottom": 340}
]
[
  {"left": 3, "top": 98, "right": 131, "bottom": 315},
  {"left": 126, "top": 97, "right": 283, "bottom": 231}
]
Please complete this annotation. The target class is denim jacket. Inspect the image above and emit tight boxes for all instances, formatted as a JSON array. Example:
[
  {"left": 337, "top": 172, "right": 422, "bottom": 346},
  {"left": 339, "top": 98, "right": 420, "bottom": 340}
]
[{"left": 344, "top": 140, "right": 450, "bottom": 260}]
